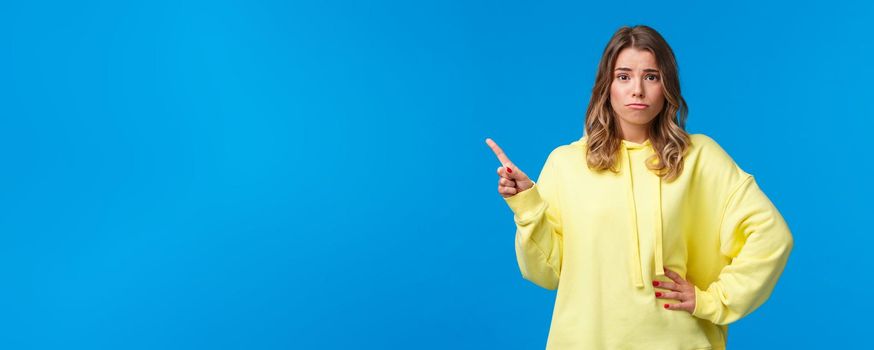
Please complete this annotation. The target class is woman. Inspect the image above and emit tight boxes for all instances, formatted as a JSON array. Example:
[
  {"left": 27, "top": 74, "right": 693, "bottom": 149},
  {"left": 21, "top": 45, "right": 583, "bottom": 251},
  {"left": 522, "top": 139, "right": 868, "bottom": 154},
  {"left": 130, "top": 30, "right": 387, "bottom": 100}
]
[{"left": 485, "top": 25, "right": 793, "bottom": 349}]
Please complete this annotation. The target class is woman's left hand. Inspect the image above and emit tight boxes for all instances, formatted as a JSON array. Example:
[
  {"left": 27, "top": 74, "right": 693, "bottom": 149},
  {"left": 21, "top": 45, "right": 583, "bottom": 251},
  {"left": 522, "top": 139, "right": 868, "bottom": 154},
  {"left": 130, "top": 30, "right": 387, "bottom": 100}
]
[{"left": 653, "top": 268, "right": 696, "bottom": 313}]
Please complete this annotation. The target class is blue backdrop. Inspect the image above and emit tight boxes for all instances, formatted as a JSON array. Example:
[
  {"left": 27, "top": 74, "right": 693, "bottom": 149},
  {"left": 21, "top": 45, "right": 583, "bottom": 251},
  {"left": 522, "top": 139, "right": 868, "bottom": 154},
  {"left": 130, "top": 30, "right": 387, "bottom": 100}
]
[{"left": 3, "top": 0, "right": 871, "bottom": 348}]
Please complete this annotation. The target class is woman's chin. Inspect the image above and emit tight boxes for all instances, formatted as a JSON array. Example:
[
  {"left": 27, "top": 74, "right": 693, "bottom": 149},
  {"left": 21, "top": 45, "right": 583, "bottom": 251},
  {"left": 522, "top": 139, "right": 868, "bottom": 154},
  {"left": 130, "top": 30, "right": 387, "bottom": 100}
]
[{"left": 618, "top": 114, "right": 658, "bottom": 126}]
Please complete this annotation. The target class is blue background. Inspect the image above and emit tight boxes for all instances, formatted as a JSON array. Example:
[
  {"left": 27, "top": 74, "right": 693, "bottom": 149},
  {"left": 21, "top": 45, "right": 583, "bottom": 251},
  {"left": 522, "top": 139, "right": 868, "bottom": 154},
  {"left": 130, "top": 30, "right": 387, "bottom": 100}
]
[{"left": 3, "top": 0, "right": 871, "bottom": 348}]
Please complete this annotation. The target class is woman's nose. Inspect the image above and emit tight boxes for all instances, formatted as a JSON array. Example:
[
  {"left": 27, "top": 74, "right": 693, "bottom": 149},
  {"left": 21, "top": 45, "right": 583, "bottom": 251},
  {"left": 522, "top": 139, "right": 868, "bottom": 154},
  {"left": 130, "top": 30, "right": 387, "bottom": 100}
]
[{"left": 632, "top": 79, "right": 645, "bottom": 98}]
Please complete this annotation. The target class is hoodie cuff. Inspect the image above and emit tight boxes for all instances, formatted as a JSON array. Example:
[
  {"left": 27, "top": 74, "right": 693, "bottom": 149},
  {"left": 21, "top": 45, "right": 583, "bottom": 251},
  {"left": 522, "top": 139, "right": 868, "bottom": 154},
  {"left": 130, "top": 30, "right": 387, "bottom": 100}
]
[
  {"left": 503, "top": 182, "right": 546, "bottom": 225},
  {"left": 692, "top": 284, "right": 720, "bottom": 323}
]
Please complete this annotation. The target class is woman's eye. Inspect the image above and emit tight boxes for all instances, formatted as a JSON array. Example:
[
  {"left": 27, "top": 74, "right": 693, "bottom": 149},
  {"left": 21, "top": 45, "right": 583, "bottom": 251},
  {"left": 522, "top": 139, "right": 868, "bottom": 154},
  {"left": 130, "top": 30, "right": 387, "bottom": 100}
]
[
  {"left": 646, "top": 74, "right": 660, "bottom": 81},
  {"left": 617, "top": 75, "right": 629, "bottom": 80}
]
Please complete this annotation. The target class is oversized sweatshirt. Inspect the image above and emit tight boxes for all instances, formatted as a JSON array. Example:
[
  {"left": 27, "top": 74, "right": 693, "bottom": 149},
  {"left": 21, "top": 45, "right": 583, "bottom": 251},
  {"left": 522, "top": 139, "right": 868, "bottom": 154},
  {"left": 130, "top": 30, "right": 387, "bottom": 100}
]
[{"left": 504, "top": 134, "right": 793, "bottom": 349}]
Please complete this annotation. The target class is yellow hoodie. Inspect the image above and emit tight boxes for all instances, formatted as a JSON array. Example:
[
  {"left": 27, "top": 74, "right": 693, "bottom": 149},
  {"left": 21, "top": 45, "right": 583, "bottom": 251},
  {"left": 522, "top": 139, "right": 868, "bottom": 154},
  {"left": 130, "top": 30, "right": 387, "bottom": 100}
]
[{"left": 504, "top": 134, "right": 793, "bottom": 349}]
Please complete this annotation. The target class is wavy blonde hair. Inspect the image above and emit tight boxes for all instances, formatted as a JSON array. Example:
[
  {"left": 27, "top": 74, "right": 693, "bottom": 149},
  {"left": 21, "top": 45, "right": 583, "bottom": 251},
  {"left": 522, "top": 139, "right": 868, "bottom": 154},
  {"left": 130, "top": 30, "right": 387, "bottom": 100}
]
[{"left": 584, "top": 25, "right": 690, "bottom": 182}]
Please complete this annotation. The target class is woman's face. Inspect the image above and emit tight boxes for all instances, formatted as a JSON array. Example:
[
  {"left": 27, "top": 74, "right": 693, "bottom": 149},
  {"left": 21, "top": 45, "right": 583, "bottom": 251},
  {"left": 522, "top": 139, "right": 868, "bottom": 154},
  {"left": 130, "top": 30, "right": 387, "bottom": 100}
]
[{"left": 609, "top": 48, "right": 665, "bottom": 130}]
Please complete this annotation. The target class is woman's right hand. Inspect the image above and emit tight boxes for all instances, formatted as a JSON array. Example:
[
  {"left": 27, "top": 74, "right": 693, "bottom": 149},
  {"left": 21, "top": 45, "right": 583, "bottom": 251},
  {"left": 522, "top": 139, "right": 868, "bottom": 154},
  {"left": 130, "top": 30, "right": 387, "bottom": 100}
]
[{"left": 486, "top": 138, "right": 534, "bottom": 198}]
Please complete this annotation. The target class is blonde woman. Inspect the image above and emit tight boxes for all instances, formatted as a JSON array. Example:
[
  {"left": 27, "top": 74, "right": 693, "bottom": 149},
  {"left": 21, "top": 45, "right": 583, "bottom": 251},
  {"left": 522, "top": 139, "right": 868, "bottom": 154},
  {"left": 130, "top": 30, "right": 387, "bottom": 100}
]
[{"left": 486, "top": 25, "right": 793, "bottom": 349}]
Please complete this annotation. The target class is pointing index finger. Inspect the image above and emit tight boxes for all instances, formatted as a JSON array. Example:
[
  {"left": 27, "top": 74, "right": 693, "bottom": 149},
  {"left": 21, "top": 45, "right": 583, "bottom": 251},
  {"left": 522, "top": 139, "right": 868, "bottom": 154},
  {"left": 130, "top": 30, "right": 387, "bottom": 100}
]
[{"left": 485, "top": 138, "right": 513, "bottom": 167}]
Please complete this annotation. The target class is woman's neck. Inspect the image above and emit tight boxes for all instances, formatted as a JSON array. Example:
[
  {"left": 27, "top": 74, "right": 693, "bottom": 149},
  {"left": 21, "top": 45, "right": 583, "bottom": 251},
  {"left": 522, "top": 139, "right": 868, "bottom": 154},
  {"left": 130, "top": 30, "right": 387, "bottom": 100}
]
[
  {"left": 617, "top": 119, "right": 651, "bottom": 143},
  {"left": 620, "top": 129, "right": 649, "bottom": 144}
]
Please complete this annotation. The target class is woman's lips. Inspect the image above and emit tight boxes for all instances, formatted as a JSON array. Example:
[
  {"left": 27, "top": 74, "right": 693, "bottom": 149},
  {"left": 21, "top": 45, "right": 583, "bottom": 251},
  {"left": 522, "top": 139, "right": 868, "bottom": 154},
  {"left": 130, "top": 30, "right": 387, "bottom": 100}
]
[{"left": 627, "top": 104, "right": 649, "bottom": 110}]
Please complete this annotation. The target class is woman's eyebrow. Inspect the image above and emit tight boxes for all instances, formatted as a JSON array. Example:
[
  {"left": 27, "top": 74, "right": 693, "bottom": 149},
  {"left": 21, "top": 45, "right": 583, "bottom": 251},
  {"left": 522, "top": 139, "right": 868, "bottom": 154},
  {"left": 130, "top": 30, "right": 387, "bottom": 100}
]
[{"left": 615, "top": 67, "right": 660, "bottom": 73}]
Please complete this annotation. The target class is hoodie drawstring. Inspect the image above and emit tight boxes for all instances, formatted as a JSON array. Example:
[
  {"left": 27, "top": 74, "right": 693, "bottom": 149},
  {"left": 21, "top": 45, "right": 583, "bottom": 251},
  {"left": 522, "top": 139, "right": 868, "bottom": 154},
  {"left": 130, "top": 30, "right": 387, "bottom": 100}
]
[
  {"left": 654, "top": 174, "right": 665, "bottom": 279},
  {"left": 622, "top": 142, "right": 665, "bottom": 288}
]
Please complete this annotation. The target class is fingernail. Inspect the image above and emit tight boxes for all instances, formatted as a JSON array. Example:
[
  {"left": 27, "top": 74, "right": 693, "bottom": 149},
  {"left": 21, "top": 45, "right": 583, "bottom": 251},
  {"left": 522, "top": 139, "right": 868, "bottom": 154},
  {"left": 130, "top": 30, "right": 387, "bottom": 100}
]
[
  {"left": 655, "top": 292, "right": 662, "bottom": 297},
  {"left": 507, "top": 167, "right": 513, "bottom": 173},
  {"left": 652, "top": 281, "right": 660, "bottom": 287},
  {"left": 664, "top": 304, "right": 670, "bottom": 309}
]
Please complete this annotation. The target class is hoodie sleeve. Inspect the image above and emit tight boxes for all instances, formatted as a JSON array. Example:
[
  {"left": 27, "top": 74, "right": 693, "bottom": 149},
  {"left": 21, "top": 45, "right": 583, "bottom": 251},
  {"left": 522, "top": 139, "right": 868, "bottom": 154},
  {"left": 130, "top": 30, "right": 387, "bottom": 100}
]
[
  {"left": 503, "top": 149, "right": 564, "bottom": 290},
  {"left": 692, "top": 175, "right": 794, "bottom": 325}
]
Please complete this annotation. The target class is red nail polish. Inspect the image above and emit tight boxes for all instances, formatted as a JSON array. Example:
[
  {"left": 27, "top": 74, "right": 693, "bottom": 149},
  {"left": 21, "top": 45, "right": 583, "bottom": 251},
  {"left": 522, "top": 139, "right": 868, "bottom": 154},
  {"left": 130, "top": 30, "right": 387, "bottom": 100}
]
[
  {"left": 655, "top": 292, "right": 662, "bottom": 297},
  {"left": 664, "top": 304, "right": 670, "bottom": 309},
  {"left": 652, "top": 281, "right": 660, "bottom": 287},
  {"left": 507, "top": 167, "right": 513, "bottom": 173}
]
